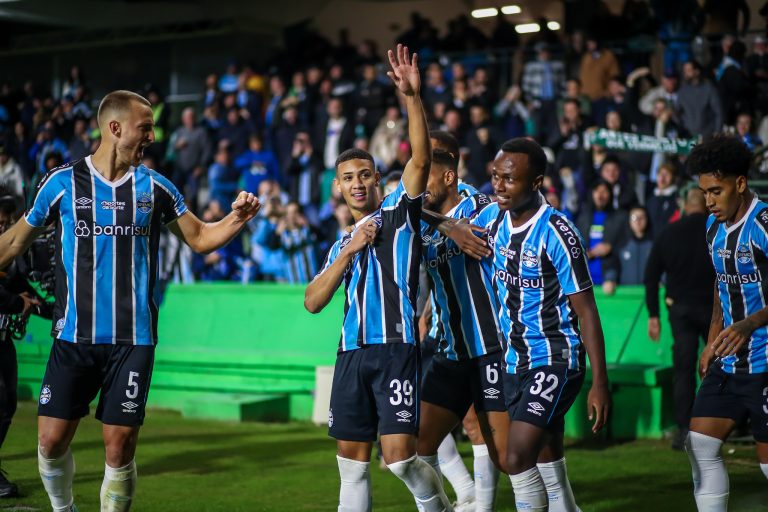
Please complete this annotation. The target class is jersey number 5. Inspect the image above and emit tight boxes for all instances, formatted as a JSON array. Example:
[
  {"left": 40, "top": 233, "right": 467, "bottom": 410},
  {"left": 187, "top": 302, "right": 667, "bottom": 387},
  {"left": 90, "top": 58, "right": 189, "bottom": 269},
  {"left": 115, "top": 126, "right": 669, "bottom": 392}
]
[{"left": 126, "top": 371, "right": 140, "bottom": 399}]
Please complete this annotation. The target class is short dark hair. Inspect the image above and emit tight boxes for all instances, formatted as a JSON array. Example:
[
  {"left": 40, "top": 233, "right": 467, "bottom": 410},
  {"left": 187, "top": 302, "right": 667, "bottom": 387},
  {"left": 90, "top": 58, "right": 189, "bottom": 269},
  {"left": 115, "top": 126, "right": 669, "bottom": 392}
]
[
  {"left": 430, "top": 130, "right": 459, "bottom": 169},
  {"left": 562, "top": 98, "right": 581, "bottom": 109},
  {"left": 499, "top": 138, "right": 547, "bottom": 178},
  {"left": 686, "top": 134, "right": 752, "bottom": 178},
  {"left": 335, "top": 148, "right": 374, "bottom": 170}
]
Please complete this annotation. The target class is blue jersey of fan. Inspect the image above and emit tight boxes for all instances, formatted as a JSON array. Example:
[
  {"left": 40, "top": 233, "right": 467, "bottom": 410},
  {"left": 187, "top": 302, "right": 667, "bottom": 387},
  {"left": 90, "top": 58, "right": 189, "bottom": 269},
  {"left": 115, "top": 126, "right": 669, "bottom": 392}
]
[
  {"left": 421, "top": 193, "right": 501, "bottom": 361},
  {"left": 24, "top": 156, "right": 187, "bottom": 346},
  {"left": 319, "top": 180, "right": 422, "bottom": 352},
  {"left": 706, "top": 196, "right": 768, "bottom": 374},
  {"left": 472, "top": 201, "right": 592, "bottom": 373}
]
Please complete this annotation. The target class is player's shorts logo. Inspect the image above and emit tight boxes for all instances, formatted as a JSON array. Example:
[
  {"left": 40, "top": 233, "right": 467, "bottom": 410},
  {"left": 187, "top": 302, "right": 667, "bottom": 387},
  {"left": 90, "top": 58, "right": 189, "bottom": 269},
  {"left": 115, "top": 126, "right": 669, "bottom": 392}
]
[
  {"left": 39, "top": 385, "right": 52, "bottom": 405},
  {"left": 137, "top": 192, "right": 152, "bottom": 214},
  {"left": 121, "top": 401, "right": 139, "bottom": 413},
  {"left": 484, "top": 387, "right": 500, "bottom": 398},
  {"left": 328, "top": 408, "right": 334, "bottom": 427},
  {"left": 521, "top": 249, "right": 538, "bottom": 268},
  {"left": 74, "top": 220, "right": 90, "bottom": 237},
  {"left": 526, "top": 401, "right": 545, "bottom": 416},
  {"left": 737, "top": 244, "right": 752, "bottom": 264},
  {"left": 395, "top": 410, "right": 412, "bottom": 422}
]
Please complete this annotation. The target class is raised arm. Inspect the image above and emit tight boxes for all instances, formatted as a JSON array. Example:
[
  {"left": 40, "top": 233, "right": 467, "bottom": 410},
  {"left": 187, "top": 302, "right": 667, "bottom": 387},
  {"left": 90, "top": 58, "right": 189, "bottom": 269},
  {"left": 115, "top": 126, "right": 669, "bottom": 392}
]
[
  {"left": 304, "top": 220, "right": 378, "bottom": 314},
  {"left": 387, "top": 44, "right": 430, "bottom": 198},
  {"left": 568, "top": 288, "right": 611, "bottom": 433},
  {"left": 169, "top": 191, "right": 260, "bottom": 253}
]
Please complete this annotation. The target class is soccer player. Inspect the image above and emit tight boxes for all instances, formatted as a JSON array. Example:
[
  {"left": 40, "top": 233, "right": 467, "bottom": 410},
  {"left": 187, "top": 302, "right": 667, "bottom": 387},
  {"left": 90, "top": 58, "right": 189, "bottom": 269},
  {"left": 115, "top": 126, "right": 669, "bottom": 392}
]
[
  {"left": 0, "top": 90, "right": 260, "bottom": 512},
  {"left": 304, "top": 45, "right": 452, "bottom": 512},
  {"left": 434, "top": 138, "right": 610, "bottom": 511},
  {"left": 417, "top": 130, "right": 507, "bottom": 511},
  {"left": 686, "top": 134, "right": 768, "bottom": 511}
]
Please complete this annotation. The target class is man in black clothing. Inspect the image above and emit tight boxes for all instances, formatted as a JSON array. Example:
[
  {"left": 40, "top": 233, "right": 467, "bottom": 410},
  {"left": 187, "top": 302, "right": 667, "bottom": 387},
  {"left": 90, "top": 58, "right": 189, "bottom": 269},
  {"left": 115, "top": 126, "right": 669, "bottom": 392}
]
[
  {"left": 644, "top": 188, "right": 714, "bottom": 449},
  {"left": 0, "top": 191, "right": 52, "bottom": 498}
]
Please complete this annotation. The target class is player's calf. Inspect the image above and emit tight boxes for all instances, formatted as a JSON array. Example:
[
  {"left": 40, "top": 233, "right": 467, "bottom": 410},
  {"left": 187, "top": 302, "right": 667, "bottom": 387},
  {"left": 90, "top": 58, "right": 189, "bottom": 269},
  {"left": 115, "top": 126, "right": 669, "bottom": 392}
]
[
  {"left": 685, "top": 431, "right": 729, "bottom": 512},
  {"left": 38, "top": 445, "right": 76, "bottom": 512},
  {"left": 337, "top": 456, "right": 371, "bottom": 512},
  {"left": 100, "top": 460, "right": 137, "bottom": 512},
  {"left": 538, "top": 458, "right": 581, "bottom": 512}
]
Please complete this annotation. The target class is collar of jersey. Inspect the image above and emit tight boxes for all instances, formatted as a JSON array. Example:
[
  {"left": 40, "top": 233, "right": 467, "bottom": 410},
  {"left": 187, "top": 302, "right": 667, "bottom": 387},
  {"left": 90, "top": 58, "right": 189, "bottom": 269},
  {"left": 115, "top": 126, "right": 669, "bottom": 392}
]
[
  {"left": 353, "top": 209, "right": 379, "bottom": 229},
  {"left": 724, "top": 194, "right": 758, "bottom": 234},
  {"left": 445, "top": 194, "right": 473, "bottom": 218},
  {"left": 85, "top": 155, "right": 136, "bottom": 188},
  {"left": 506, "top": 201, "right": 547, "bottom": 234}
]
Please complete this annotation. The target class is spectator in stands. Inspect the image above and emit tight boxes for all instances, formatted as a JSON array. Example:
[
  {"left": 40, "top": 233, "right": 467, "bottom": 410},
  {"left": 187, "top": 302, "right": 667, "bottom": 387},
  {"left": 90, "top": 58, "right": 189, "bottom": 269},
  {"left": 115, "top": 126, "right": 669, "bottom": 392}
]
[
  {"left": 285, "top": 130, "right": 322, "bottom": 225},
  {"left": 7, "top": 122, "right": 33, "bottom": 179},
  {"left": 645, "top": 188, "right": 714, "bottom": 449},
  {"left": 370, "top": 105, "right": 405, "bottom": 171},
  {"left": 68, "top": 118, "right": 91, "bottom": 162},
  {"left": 677, "top": 60, "right": 723, "bottom": 137},
  {"left": 592, "top": 76, "right": 629, "bottom": 128},
  {"left": 560, "top": 78, "right": 592, "bottom": 118},
  {"left": 639, "top": 69, "right": 680, "bottom": 116},
  {"left": 551, "top": 98, "right": 589, "bottom": 173},
  {"left": 493, "top": 85, "right": 530, "bottom": 139},
  {"left": 599, "top": 156, "right": 638, "bottom": 211},
  {"left": 747, "top": 35, "right": 768, "bottom": 113},
  {"left": 203, "top": 73, "right": 220, "bottom": 108},
  {"left": 235, "top": 73, "right": 263, "bottom": 129},
  {"left": 320, "top": 201, "right": 353, "bottom": 255},
  {"left": 207, "top": 142, "right": 239, "bottom": 211},
  {"left": 218, "top": 60, "right": 239, "bottom": 94},
  {"left": 645, "top": 162, "right": 680, "bottom": 236},
  {"left": 235, "top": 134, "right": 280, "bottom": 195},
  {"left": 219, "top": 106, "right": 252, "bottom": 157},
  {"left": 440, "top": 108, "right": 464, "bottom": 142},
  {"left": 423, "top": 62, "right": 451, "bottom": 109},
  {"left": 579, "top": 35, "right": 620, "bottom": 101},
  {"left": 521, "top": 42, "right": 565, "bottom": 142},
  {"left": 145, "top": 86, "right": 170, "bottom": 163},
  {"left": 0, "top": 145, "right": 24, "bottom": 205},
  {"left": 170, "top": 107, "right": 211, "bottom": 209},
  {"left": 577, "top": 180, "right": 627, "bottom": 296},
  {"left": 274, "top": 201, "right": 318, "bottom": 284},
  {"left": 354, "top": 63, "right": 390, "bottom": 135},
  {"left": 317, "top": 97, "right": 354, "bottom": 171},
  {"left": 464, "top": 103, "right": 503, "bottom": 188},
  {"left": 717, "top": 40, "right": 753, "bottom": 125},
  {"left": 264, "top": 75, "right": 287, "bottom": 130},
  {"left": 29, "top": 123, "right": 69, "bottom": 176},
  {"left": 734, "top": 111, "right": 763, "bottom": 151},
  {"left": 272, "top": 105, "right": 302, "bottom": 169},
  {"left": 618, "top": 206, "right": 653, "bottom": 285},
  {"left": 192, "top": 201, "right": 245, "bottom": 281}
]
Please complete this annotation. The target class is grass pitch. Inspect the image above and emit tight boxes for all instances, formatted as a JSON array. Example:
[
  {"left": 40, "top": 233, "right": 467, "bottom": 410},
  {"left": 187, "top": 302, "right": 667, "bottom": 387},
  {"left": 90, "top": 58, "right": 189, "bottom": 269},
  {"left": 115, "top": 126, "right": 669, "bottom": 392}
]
[{"left": 1, "top": 402, "right": 766, "bottom": 511}]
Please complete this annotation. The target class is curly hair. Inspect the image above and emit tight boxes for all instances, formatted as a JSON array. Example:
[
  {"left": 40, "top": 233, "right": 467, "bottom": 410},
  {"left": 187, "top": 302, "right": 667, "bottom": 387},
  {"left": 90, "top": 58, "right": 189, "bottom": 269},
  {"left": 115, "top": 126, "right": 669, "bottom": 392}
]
[{"left": 686, "top": 134, "right": 752, "bottom": 178}]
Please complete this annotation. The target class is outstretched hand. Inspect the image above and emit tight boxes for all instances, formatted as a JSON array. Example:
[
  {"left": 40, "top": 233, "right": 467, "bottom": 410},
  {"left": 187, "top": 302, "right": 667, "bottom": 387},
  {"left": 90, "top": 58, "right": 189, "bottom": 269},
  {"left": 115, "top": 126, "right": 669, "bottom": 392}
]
[
  {"left": 231, "top": 191, "right": 261, "bottom": 223},
  {"left": 387, "top": 44, "right": 420, "bottom": 96}
]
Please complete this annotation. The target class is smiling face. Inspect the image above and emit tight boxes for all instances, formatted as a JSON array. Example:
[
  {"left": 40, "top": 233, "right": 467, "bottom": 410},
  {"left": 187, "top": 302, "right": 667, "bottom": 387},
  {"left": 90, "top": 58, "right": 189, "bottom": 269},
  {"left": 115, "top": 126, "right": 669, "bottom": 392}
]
[
  {"left": 698, "top": 172, "right": 747, "bottom": 223},
  {"left": 491, "top": 151, "right": 542, "bottom": 212},
  {"left": 335, "top": 158, "right": 381, "bottom": 219},
  {"left": 113, "top": 100, "right": 155, "bottom": 167}
]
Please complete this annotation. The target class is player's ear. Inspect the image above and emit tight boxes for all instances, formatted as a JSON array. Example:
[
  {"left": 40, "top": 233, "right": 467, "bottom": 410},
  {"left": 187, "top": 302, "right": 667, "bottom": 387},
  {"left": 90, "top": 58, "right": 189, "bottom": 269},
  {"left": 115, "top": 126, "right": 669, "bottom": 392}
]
[
  {"left": 333, "top": 177, "right": 340, "bottom": 192},
  {"left": 374, "top": 170, "right": 381, "bottom": 187},
  {"left": 532, "top": 174, "right": 544, "bottom": 191},
  {"left": 109, "top": 120, "right": 121, "bottom": 138},
  {"left": 444, "top": 169, "right": 456, "bottom": 186},
  {"left": 736, "top": 175, "right": 747, "bottom": 194}
]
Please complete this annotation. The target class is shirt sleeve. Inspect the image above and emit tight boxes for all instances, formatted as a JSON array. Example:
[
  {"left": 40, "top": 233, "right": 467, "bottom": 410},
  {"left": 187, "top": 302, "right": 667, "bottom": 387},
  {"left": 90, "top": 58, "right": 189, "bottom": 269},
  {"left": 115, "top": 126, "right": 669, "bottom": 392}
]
[
  {"left": 381, "top": 180, "right": 422, "bottom": 233},
  {"left": 317, "top": 237, "right": 345, "bottom": 277},
  {"left": 546, "top": 213, "right": 593, "bottom": 295},
  {"left": 752, "top": 207, "right": 768, "bottom": 255},
  {"left": 152, "top": 173, "right": 188, "bottom": 225},
  {"left": 25, "top": 168, "right": 66, "bottom": 227},
  {"left": 469, "top": 201, "right": 500, "bottom": 230}
]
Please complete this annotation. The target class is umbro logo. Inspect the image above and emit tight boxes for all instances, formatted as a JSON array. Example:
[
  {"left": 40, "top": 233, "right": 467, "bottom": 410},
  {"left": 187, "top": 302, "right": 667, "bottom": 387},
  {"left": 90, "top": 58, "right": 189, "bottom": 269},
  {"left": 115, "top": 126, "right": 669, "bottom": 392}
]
[
  {"left": 75, "top": 197, "right": 92, "bottom": 210},
  {"left": 527, "top": 401, "right": 545, "bottom": 416},
  {"left": 396, "top": 410, "right": 412, "bottom": 422},
  {"left": 121, "top": 401, "right": 139, "bottom": 413},
  {"left": 484, "top": 387, "right": 500, "bottom": 398}
]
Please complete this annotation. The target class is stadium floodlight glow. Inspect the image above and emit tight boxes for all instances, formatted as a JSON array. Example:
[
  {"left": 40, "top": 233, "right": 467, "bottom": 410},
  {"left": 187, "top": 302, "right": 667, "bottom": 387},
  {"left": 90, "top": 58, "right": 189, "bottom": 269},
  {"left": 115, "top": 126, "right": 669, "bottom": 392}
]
[
  {"left": 515, "top": 23, "right": 541, "bottom": 34},
  {"left": 501, "top": 5, "right": 521, "bottom": 15},
  {"left": 547, "top": 21, "right": 561, "bottom": 30},
  {"left": 471, "top": 7, "right": 499, "bottom": 18}
]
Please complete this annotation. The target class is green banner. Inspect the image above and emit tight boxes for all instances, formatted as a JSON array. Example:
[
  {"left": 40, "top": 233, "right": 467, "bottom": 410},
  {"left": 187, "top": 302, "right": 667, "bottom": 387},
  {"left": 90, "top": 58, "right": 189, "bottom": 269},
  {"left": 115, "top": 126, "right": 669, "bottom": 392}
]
[{"left": 585, "top": 129, "right": 697, "bottom": 155}]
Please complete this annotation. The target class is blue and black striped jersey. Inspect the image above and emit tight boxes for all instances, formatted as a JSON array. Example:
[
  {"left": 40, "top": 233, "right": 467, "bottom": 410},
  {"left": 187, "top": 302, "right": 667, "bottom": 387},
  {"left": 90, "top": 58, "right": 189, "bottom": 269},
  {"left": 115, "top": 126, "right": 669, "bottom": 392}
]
[
  {"left": 319, "top": 181, "right": 422, "bottom": 352},
  {"left": 25, "top": 156, "right": 187, "bottom": 346},
  {"left": 472, "top": 201, "right": 592, "bottom": 373},
  {"left": 421, "top": 193, "right": 501, "bottom": 361},
  {"left": 707, "top": 196, "right": 768, "bottom": 374}
]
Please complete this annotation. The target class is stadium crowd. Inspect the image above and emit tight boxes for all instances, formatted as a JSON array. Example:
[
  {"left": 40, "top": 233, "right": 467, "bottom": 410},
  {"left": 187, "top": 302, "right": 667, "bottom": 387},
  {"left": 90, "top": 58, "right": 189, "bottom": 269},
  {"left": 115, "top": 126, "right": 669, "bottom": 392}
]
[{"left": 0, "top": 2, "right": 765, "bottom": 287}]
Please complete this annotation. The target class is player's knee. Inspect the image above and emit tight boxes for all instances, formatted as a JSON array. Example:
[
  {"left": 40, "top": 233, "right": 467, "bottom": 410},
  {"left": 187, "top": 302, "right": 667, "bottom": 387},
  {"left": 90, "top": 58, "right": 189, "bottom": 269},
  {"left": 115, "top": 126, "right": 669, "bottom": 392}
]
[
  {"left": 462, "top": 416, "right": 481, "bottom": 442},
  {"left": 104, "top": 432, "right": 139, "bottom": 467},
  {"left": 382, "top": 444, "right": 416, "bottom": 465},
  {"left": 506, "top": 446, "right": 536, "bottom": 475},
  {"left": 38, "top": 431, "right": 71, "bottom": 459}
]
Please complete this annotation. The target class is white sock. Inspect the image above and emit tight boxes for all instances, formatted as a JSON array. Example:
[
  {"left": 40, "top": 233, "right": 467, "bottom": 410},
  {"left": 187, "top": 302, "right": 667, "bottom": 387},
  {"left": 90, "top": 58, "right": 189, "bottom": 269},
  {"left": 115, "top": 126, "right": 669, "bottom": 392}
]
[
  {"left": 509, "top": 466, "right": 547, "bottom": 512},
  {"left": 438, "top": 435, "right": 475, "bottom": 505},
  {"left": 100, "top": 460, "right": 137, "bottom": 512},
  {"left": 473, "top": 444, "right": 498, "bottom": 511},
  {"left": 761, "top": 463, "right": 768, "bottom": 480},
  {"left": 685, "top": 432, "right": 729, "bottom": 512},
  {"left": 337, "top": 456, "right": 371, "bottom": 512},
  {"left": 416, "top": 455, "right": 442, "bottom": 512},
  {"left": 538, "top": 458, "right": 581, "bottom": 512},
  {"left": 388, "top": 455, "right": 453, "bottom": 512},
  {"left": 38, "top": 445, "right": 75, "bottom": 512}
]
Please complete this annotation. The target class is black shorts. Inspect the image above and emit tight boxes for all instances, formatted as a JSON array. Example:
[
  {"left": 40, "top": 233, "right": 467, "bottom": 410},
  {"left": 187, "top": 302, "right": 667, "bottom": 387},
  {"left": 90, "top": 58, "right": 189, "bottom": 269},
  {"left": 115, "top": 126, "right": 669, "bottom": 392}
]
[
  {"left": 420, "top": 335, "right": 440, "bottom": 376},
  {"left": 504, "top": 364, "right": 584, "bottom": 432},
  {"left": 38, "top": 339, "right": 155, "bottom": 427},
  {"left": 329, "top": 343, "right": 419, "bottom": 442},
  {"left": 691, "top": 365, "right": 768, "bottom": 442},
  {"left": 421, "top": 352, "right": 506, "bottom": 418}
]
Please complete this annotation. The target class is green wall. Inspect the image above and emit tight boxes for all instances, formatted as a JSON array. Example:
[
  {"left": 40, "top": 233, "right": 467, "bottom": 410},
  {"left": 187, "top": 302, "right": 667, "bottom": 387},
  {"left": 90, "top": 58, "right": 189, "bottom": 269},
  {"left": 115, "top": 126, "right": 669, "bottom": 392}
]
[{"left": 16, "top": 284, "right": 679, "bottom": 438}]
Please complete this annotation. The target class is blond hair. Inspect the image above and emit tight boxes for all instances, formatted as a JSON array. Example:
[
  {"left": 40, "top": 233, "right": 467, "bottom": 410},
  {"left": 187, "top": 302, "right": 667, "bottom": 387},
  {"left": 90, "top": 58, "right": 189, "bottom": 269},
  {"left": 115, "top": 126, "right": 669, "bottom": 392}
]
[{"left": 97, "top": 90, "right": 150, "bottom": 128}]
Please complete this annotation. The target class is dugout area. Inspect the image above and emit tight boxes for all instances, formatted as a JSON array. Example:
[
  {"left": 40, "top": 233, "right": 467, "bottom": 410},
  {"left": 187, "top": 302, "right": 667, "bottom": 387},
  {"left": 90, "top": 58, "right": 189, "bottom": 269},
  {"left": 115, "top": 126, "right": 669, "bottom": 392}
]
[{"left": 15, "top": 283, "right": 674, "bottom": 440}]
